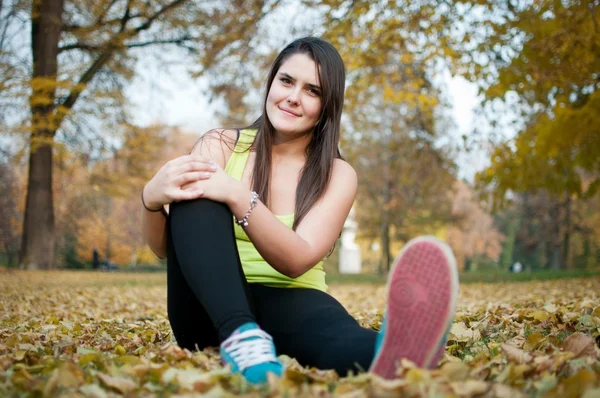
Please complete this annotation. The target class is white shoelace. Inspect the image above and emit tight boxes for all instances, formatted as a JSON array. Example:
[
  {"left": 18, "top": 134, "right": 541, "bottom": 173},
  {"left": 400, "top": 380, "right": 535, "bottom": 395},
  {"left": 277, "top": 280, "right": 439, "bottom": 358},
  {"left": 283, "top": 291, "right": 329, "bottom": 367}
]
[{"left": 221, "top": 329, "right": 278, "bottom": 372}]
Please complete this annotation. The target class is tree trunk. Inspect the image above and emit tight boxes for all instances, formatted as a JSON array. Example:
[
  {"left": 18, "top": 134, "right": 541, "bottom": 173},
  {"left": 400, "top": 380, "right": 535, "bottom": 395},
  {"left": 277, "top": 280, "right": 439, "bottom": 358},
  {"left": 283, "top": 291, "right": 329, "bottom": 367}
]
[
  {"left": 20, "top": 0, "right": 64, "bottom": 269},
  {"left": 562, "top": 194, "right": 571, "bottom": 269},
  {"left": 105, "top": 228, "right": 111, "bottom": 263},
  {"left": 380, "top": 212, "right": 390, "bottom": 276},
  {"left": 550, "top": 198, "right": 562, "bottom": 270},
  {"left": 379, "top": 161, "right": 391, "bottom": 275}
]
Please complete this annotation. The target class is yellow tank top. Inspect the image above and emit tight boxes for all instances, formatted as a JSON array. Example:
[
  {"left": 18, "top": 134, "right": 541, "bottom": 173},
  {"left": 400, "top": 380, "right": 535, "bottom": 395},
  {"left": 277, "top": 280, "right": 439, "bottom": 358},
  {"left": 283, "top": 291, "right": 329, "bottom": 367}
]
[{"left": 224, "top": 129, "right": 327, "bottom": 291}]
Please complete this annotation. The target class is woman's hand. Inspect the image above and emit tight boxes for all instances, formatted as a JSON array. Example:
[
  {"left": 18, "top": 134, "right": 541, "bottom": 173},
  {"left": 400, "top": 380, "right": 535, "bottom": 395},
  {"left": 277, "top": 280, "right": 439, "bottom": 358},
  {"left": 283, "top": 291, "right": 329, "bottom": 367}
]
[
  {"left": 179, "top": 162, "right": 247, "bottom": 208},
  {"left": 143, "top": 155, "right": 218, "bottom": 210}
]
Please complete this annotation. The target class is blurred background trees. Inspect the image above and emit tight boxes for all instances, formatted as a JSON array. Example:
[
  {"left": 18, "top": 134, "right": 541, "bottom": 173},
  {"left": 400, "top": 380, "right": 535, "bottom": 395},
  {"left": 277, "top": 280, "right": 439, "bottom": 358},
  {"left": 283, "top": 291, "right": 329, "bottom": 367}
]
[
  {"left": 454, "top": 0, "right": 600, "bottom": 271},
  {"left": 0, "top": 0, "right": 598, "bottom": 272},
  {"left": 1, "top": 0, "right": 284, "bottom": 269}
]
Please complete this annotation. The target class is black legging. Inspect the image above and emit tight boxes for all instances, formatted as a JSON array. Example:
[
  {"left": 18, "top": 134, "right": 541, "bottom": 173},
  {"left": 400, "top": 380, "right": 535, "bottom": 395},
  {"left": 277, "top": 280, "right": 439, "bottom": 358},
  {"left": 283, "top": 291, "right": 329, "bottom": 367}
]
[{"left": 167, "top": 198, "right": 377, "bottom": 376}]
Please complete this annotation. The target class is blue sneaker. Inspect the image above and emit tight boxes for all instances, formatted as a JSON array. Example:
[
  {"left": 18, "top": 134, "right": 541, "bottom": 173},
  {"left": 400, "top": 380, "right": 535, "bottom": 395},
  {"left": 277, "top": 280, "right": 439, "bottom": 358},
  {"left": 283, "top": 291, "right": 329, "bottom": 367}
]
[
  {"left": 370, "top": 236, "right": 459, "bottom": 379},
  {"left": 427, "top": 321, "right": 453, "bottom": 369},
  {"left": 220, "top": 322, "right": 284, "bottom": 384}
]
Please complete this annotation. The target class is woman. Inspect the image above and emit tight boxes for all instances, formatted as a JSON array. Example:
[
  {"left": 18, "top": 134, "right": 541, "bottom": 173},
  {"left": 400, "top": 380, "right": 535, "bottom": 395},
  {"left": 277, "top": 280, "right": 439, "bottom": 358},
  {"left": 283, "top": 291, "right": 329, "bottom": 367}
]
[{"left": 141, "top": 37, "right": 458, "bottom": 384}]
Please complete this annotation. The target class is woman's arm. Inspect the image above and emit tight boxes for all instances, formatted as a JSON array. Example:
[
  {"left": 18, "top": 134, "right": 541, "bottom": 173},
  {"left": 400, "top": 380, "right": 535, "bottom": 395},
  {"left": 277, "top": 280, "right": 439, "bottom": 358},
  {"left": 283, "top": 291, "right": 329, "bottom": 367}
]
[
  {"left": 141, "top": 193, "right": 168, "bottom": 259},
  {"left": 191, "top": 131, "right": 357, "bottom": 277},
  {"left": 176, "top": 130, "right": 356, "bottom": 278},
  {"left": 227, "top": 160, "right": 357, "bottom": 278},
  {"left": 141, "top": 132, "right": 228, "bottom": 258}
]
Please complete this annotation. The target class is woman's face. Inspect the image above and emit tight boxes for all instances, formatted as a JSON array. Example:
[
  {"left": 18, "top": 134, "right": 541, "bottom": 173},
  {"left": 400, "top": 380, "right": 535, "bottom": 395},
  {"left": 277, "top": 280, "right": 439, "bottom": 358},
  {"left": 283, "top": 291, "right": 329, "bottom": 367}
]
[{"left": 266, "top": 53, "right": 322, "bottom": 137}]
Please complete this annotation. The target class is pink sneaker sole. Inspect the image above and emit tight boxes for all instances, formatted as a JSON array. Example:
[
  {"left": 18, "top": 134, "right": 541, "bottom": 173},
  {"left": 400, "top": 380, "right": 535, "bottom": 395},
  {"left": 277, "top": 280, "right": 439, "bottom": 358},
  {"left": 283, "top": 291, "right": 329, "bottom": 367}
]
[{"left": 370, "top": 236, "right": 458, "bottom": 379}]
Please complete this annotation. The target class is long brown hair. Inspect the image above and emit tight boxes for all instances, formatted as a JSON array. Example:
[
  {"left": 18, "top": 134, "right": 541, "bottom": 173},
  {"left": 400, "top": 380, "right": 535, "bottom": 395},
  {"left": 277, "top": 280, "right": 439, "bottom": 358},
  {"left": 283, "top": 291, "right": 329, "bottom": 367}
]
[{"left": 245, "top": 37, "right": 346, "bottom": 230}]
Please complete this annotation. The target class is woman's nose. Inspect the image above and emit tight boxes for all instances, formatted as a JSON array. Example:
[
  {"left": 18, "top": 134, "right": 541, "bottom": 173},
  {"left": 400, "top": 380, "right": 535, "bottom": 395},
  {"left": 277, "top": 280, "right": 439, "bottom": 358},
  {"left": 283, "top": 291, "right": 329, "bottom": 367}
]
[{"left": 286, "top": 89, "right": 300, "bottom": 105}]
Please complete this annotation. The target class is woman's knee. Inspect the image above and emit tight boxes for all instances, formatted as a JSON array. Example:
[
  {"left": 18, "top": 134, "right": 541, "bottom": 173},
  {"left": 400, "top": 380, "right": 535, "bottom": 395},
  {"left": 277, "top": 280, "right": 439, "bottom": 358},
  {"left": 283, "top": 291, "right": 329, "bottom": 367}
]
[
  {"left": 169, "top": 199, "right": 236, "bottom": 248},
  {"left": 170, "top": 198, "right": 231, "bottom": 225}
]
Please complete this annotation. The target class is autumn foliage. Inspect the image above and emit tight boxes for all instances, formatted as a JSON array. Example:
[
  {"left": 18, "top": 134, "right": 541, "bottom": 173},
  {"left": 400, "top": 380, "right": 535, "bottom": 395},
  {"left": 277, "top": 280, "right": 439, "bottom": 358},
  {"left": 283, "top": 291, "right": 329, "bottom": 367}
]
[
  {"left": 1, "top": 271, "right": 599, "bottom": 396},
  {"left": 1, "top": 125, "right": 198, "bottom": 268}
]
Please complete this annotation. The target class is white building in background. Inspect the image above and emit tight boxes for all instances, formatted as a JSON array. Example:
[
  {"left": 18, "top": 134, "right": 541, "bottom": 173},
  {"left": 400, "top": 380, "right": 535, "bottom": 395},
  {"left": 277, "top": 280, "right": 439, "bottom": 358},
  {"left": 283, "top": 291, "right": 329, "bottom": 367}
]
[{"left": 339, "top": 208, "right": 361, "bottom": 274}]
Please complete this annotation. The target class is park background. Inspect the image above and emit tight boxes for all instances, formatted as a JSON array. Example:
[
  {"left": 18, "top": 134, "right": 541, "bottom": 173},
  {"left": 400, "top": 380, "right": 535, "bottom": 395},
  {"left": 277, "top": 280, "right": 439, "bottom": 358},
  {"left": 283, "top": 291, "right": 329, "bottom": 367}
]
[
  {"left": 0, "top": 1, "right": 599, "bottom": 396},
  {"left": 1, "top": 0, "right": 599, "bottom": 279}
]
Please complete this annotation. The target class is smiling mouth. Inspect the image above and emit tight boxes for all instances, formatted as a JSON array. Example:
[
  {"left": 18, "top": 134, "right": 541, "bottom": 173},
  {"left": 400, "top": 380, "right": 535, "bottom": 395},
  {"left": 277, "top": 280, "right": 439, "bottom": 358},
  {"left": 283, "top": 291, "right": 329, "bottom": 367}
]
[{"left": 279, "top": 107, "right": 301, "bottom": 117}]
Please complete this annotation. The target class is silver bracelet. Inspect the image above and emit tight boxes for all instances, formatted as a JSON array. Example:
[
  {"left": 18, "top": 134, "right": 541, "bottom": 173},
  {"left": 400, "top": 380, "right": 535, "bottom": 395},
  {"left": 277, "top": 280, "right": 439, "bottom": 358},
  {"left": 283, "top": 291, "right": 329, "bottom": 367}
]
[{"left": 235, "top": 191, "right": 259, "bottom": 227}]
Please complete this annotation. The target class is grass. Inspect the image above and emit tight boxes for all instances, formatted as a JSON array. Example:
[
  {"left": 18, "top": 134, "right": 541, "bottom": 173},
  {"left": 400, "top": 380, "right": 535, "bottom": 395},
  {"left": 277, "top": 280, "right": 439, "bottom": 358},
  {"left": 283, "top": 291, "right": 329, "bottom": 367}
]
[
  {"left": 457, "top": 268, "right": 600, "bottom": 284},
  {"left": 3, "top": 265, "right": 599, "bottom": 287},
  {"left": 326, "top": 268, "right": 600, "bottom": 285}
]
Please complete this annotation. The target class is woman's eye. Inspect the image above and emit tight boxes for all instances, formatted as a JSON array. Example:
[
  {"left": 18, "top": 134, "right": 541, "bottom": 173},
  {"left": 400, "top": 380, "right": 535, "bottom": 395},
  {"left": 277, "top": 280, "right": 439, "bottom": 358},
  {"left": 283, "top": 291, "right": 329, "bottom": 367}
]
[
  {"left": 281, "top": 78, "right": 292, "bottom": 84},
  {"left": 308, "top": 88, "right": 321, "bottom": 96}
]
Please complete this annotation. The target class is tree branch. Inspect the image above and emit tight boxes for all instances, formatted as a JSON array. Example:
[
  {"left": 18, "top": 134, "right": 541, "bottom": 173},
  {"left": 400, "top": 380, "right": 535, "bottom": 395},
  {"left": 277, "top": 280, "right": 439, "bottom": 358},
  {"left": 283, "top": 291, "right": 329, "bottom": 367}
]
[
  {"left": 125, "top": 37, "right": 194, "bottom": 49},
  {"left": 58, "top": 43, "right": 100, "bottom": 53},
  {"left": 54, "top": 0, "right": 189, "bottom": 128},
  {"left": 63, "top": 13, "right": 144, "bottom": 32},
  {"left": 134, "top": 0, "right": 187, "bottom": 33},
  {"left": 59, "top": 36, "right": 194, "bottom": 53},
  {"left": 119, "top": 0, "right": 132, "bottom": 33},
  {"left": 55, "top": 51, "right": 112, "bottom": 126},
  {"left": 96, "top": 0, "right": 121, "bottom": 25}
]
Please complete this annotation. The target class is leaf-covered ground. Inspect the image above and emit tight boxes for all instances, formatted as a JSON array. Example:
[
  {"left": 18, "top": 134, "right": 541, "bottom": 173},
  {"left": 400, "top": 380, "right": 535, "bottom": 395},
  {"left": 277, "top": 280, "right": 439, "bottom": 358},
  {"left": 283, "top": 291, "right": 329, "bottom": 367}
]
[{"left": 1, "top": 270, "right": 599, "bottom": 397}]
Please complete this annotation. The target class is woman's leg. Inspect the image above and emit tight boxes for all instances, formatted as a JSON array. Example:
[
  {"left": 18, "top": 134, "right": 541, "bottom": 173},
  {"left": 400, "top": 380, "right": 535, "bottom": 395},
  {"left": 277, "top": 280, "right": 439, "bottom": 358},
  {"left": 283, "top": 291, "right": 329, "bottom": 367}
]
[
  {"left": 166, "top": 230, "right": 218, "bottom": 350},
  {"left": 249, "top": 236, "right": 458, "bottom": 379},
  {"left": 166, "top": 198, "right": 283, "bottom": 384},
  {"left": 167, "top": 199, "right": 255, "bottom": 346},
  {"left": 250, "top": 284, "right": 377, "bottom": 376}
]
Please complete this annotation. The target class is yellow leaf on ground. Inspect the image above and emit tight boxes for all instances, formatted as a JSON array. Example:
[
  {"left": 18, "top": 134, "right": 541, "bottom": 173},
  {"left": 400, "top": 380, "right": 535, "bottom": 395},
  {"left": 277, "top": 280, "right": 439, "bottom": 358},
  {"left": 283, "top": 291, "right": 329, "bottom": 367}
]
[
  {"left": 14, "top": 350, "right": 26, "bottom": 361},
  {"left": 161, "top": 368, "right": 220, "bottom": 391},
  {"left": 43, "top": 362, "right": 85, "bottom": 396},
  {"left": 450, "top": 380, "right": 489, "bottom": 397},
  {"left": 524, "top": 332, "right": 545, "bottom": 350},
  {"left": 79, "top": 383, "right": 108, "bottom": 398},
  {"left": 404, "top": 367, "right": 426, "bottom": 384},
  {"left": 528, "top": 311, "right": 551, "bottom": 322},
  {"left": 543, "top": 303, "right": 558, "bottom": 313},
  {"left": 493, "top": 383, "right": 526, "bottom": 398},
  {"left": 580, "top": 300, "right": 595, "bottom": 309},
  {"left": 371, "top": 376, "right": 409, "bottom": 392},
  {"left": 440, "top": 361, "right": 471, "bottom": 381},
  {"left": 583, "top": 388, "right": 600, "bottom": 398},
  {"left": 501, "top": 343, "right": 532, "bottom": 364},
  {"left": 97, "top": 372, "right": 137, "bottom": 394},
  {"left": 450, "top": 322, "right": 475, "bottom": 342},
  {"left": 561, "top": 369, "right": 597, "bottom": 397}
]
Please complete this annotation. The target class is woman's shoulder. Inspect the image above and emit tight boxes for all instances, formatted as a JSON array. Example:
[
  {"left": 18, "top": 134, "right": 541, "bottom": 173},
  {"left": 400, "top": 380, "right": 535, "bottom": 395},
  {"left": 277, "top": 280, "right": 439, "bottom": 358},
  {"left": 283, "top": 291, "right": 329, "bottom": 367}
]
[
  {"left": 190, "top": 128, "right": 240, "bottom": 168},
  {"left": 331, "top": 158, "right": 358, "bottom": 188},
  {"left": 200, "top": 128, "right": 239, "bottom": 145},
  {"left": 333, "top": 158, "right": 357, "bottom": 177}
]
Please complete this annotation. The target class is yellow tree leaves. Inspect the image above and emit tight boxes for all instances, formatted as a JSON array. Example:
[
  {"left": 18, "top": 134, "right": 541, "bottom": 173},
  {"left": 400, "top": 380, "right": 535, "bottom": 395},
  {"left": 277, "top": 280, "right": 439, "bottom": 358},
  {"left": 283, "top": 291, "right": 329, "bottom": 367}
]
[
  {"left": 312, "top": 1, "right": 460, "bottom": 270},
  {"left": 74, "top": 198, "right": 139, "bottom": 265},
  {"left": 50, "top": 124, "right": 195, "bottom": 267},
  {"left": 3, "top": 0, "right": 286, "bottom": 269},
  {"left": 456, "top": 0, "right": 600, "bottom": 271},
  {"left": 484, "top": 1, "right": 600, "bottom": 109},
  {"left": 464, "top": 0, "right": 600, "bottom": 200}
]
